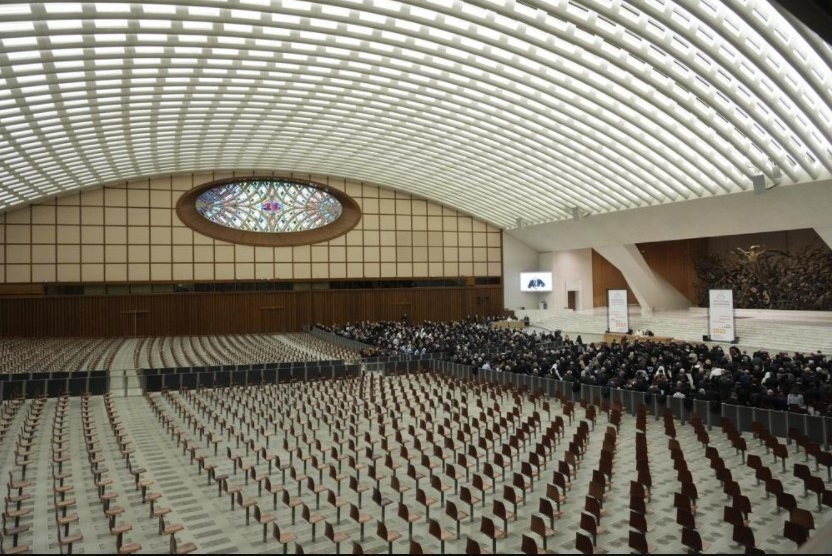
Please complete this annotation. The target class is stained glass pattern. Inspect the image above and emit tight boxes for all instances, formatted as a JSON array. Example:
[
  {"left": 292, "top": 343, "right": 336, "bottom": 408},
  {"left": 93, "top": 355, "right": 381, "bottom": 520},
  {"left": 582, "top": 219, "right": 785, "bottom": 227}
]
[{"left": 195, "top": 181, "right": 342, "bottom": 233}]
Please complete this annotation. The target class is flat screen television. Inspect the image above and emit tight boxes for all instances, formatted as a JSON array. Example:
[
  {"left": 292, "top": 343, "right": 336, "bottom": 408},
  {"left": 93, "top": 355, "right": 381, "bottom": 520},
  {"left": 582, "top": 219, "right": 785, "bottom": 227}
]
[{"left": 520, "top": 272, "right": 553, "bottom": 292}]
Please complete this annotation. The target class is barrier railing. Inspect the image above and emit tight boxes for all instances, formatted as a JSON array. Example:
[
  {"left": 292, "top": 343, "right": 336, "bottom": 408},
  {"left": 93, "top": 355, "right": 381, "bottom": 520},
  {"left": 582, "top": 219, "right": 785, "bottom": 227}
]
[
  {"left": 433, "top": 361, "right": 832, "bottom": 448},
  {"left": 0, "top": 370, "right": 109, "bottom": 400},
  {"left": 139, "top": 360, "right": 361, "bottom": 393}
]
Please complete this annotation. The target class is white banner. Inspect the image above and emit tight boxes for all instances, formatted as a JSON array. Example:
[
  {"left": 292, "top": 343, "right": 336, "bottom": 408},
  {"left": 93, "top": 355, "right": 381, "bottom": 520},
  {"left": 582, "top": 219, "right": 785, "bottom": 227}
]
[
  {"left": 607, "top": 289, "right": 629, "bottom": 333},
  {"left": 709, "top": 289, "right": 736, "bottom": 342}
]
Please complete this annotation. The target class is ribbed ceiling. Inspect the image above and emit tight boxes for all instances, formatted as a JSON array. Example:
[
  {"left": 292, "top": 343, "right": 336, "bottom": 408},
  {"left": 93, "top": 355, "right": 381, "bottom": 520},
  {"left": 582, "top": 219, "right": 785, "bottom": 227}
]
[{"left": 1, "top": 1, "right": 831, "bottom": 229}]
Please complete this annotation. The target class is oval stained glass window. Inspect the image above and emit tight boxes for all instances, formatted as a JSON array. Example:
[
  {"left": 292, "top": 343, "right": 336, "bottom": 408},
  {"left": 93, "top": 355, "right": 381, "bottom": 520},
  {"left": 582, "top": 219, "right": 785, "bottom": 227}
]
[
  {"left": 176, "top": 177, "right": 361, "bottom": 247},
  {"left": 195, "top": 180, "right": 343, "bottom": 233}
]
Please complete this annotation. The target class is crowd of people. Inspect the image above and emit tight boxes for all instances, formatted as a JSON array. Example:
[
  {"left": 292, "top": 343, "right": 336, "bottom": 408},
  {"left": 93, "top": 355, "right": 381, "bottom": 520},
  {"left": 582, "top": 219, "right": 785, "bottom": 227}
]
[{"left": 323, "top": 317, "right": 832, "bottom": 414}]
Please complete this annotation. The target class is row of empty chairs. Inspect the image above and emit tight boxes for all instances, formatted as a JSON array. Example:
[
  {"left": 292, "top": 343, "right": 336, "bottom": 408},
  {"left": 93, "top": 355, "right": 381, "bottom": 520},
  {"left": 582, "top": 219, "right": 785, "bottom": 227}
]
[{"left": 0, "top": 338, "right": 125, "bottom": 374}]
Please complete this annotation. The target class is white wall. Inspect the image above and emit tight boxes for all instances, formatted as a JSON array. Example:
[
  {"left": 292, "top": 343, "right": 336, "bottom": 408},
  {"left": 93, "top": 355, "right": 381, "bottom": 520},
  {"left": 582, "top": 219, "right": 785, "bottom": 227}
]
[
  {"left": 502, "top": 232, "right": 541, "bottom": 311},
  {"left": 549, "top": 248, "right": 594, "bottom": 311}
]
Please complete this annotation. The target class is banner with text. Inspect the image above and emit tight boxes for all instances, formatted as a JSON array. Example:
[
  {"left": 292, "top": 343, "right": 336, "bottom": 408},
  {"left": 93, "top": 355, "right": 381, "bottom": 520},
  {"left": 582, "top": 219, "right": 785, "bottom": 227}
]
[
  {"left": 709, "top": 289, "right": 736, "bottom": 342},
  {"left": 607, "top": 289, "right": 629, "bottom": 333}
]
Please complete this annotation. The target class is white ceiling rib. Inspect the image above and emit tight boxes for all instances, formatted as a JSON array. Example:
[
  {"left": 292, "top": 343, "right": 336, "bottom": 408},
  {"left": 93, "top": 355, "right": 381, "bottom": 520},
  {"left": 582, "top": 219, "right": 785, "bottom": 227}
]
[{"left": 1, "top": 1, "right": 831, "bottom": 229}]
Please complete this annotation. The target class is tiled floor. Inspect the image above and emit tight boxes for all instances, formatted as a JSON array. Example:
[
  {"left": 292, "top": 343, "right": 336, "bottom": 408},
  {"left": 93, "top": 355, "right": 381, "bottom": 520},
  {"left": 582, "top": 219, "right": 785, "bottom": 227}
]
[{"left": 2, "top": 372, "right": 830, "bottom": 554}]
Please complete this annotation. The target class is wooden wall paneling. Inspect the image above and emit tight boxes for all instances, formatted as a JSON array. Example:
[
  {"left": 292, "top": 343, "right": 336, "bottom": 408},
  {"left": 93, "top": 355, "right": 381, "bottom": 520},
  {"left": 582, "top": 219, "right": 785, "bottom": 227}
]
[
  {"left": 637, "top": 238, "right": 707, "bottom": 304},
  {"left": 591, "top": 249, "right": 639, "bottom": 308}
]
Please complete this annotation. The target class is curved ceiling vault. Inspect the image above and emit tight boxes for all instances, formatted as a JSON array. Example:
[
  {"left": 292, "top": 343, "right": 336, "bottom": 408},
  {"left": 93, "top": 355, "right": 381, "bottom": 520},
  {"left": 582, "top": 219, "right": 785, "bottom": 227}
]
[{"left": 1, "top": 0, "right": 831, "bottom": 230}]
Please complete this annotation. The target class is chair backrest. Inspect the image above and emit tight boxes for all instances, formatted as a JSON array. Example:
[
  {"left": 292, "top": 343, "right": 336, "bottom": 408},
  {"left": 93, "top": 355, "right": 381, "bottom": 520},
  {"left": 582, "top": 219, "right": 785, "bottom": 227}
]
[
  {"left": 428, "top": 518, "right": 442, "bottom": 540},
  {"left": 446, "top": 500, "right": 459, "bottom": 520},
  {"left": 521, "top": 534, "right": 540, "bottom": 555},
  {"left": 349, "top": 503, "right": 359, "bottom": 521},
  {"left": 575, "top": 531, "right": 594, "bottom": 555},
  {"left": 397, "top": 502, "right": 409, "bottom": 521},
  {"left": 466, "top": 537, "right": 483, "bottom": 554},
  {"left": 530, "top": 514, "right": 547, "bottom": 536},
  {"left": 580, "top": 512, "right": 597, "bottom": 534},
  {"left": 629, "top": 530, "right": 647, "bottom": 554},
  {"left": 409, "top": 540, "right": 425, "bottom": 555},
  {"left": 372, "top": 487, "right": 382, "bottom": 505},
  {"left": 481, "top": 516, "right": 496, "bottom": 538},
  {"left": 681, "top": 527, "right": 702, "bottom": 552},
  {"left": 629, "top": 510, "right": 647, "bottom": 533},
  {"left": 301, "top": 504, "right": 311, "bottom": 521},
  {"left": 784, "top": 520, "right": 808, "bottom": 546}
]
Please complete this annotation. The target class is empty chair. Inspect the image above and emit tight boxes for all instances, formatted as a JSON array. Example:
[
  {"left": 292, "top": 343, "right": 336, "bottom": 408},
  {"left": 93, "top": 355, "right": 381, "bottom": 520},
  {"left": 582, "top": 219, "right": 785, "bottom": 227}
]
[
  {"left": 428, "top": 517, "right": 454, "bottom": 553},
  {"left": 480, "top": 515, "right": 506, "bottom": 554},
  {"left": 732, "top": 524, "right": 755, "bottom": 550},
  {"left": 397, "top": 502, "right": 421, "bottom": 543},
  {"left": 681, "top": 527, "right": 709, "bottom": 553},
  {"left": 628, "top": 529, "right": 654, "bottom": 554},
  {"left": 273, "top": 522, "right": 297, "bottom": 555},
  {"left": 325, "top": 522, "right": 349, "bottom": 555},
  {"left": 349, "top": 503, "right": 371, "bottom": 542},
  {"left": 252, "top": 505, "right": 275, "bottom": 543},
  {"left": 784, "top": 520, "right": 809, "bottom": 548},
  {"left": 530, "top": 514, "right": 555, "bottom": 551},
  {"left": 376, "top": 520, "right": 401, "bottom": 554},
  {"left": 521, "top": 534, "right": 547, "bottom": 555}
]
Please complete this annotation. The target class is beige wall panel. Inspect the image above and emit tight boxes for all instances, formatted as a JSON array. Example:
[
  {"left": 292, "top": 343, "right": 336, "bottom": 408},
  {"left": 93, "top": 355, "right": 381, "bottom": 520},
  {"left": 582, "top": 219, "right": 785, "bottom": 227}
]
[
  {"left": 173, "top": 264, "right": 193, "bottom": 281},
  {"left": 82, "top": 206, "right": 104, "bottom": 226},
  {"left": 172, "top": 246, "right": 193, "bottom": 263},
  {"left": 412, "top": 231, "right": 427, "bottom": 246},
  {"left": 473, "top": 233, "right": 487, "bottom": 247},
  {"left": 32, "top": 205, "right": 54, "bottom": 224},
  {"left": 346, "top": 246, "right": 363, "bottom": 262},
  {"left": 444, "top": 232, "right": 458, "bottom": 247},
  {"left": 429, "top": 261, "right": 443, "bottom": 277},
  {"left": 6, "top": 246, "right": 30, "bottom": 264},
  {"left": 428, "top": 232, "right": 442, "bottom": 247},
  {"left": 128, "top": 208, "right": 150, "bottom": 226},
  {"left": 362, "top": 184, "right": 379, "bottom": 197},
  {"left": 395, "top": 199, "right": 411, "bottom": 214},
  {"left": 397, "top": 262, "right": 412, "bottom": 276},
  {"left": 488, "top": 261, "right": 501, "bottom": 276},
  {"left": 193, "top": 232, "right": 214, "bottom": 245},
  {"left": 380, "top": 231, "right": 396, "bottom": 246},
  {"left": 149, "top": 208, "right": 170, "bottom": 226},
  {"left": 127, "top": 227, "right": 150, "bottom": 245},
  {"left": 364, "top": 262, "right": 380, "bottom": 278},
  {"left": 347, "top": 262, "right": 363, "bottom": 277},
  {"left": 330, "top": 246, "right": 346, "bottom": 263},
  {"left": 459, "top": 261, "right": 473, "bottom": 276},
  {"left": 459, "top": 247, "right": 473, "bottom": 262},
  {"left": 104, "top": 188, "right": 127, "bottom": 206},
  {"left": 274, "top": 247, "right": 292, "bottom": 263},
  {"left": 293, "top": 245, "right": 311, "bottom": 263},
  {"left": 82, "top": 245, "right": 104, "bottom": 263},
  {"left": 56, "top": 194, "right": 78, "bottom": 206},
  {"left": 81, "top": 189, "right": 104, "bottom": 206},
  {"left": 58, "top": 245, "right": 80, "bottom": 264},
  {"left": 444, "top": 262, "right": 459, "bottom": 276},
  {"left": 128, "top": 246, "right": 150, "bottom": 263},
  {"left": 6, "top": 265, "right": 30, "bottom": 283},
  {"left": 487, "top": 232, "right": 501, "bottom": 247},
  {"left": 5, "top": 208, "right": 30, "bottom": 225},
  {"left": 81, "top": 226, "right": 104, "bottom": 244},
  {"left": 150, "top": 175, "right": 172, "bottom": 190},
  {"left": 150, "top": 264, "right": 172, "bottom": 281},
  {"left": 312, "top": 262, "right": 328, "bottom": 279},
  {"left": 81, "top": 264, "right": 103, "bottom": 282},
  {"left": 443, "top": 247, "right": 458, "bottom": 262},
  {"left": 458, "top": 217, "right": 473, "bottom": 232},
  {"left": 255, "top": 263, "right": 274, "bottom": 279},
  {"left": 345, "top": 230, "right": 363, "bottom": 246},
  {"left": 330, "top": 262, "right": 347, "bottom": 279},
  {"left": 458, "top": 232, "right": 473, "bottom": 247},
  {"left": 106, "top": 245, "right": 127, "bottom": 263},
  {"left": 151, "top": 246, "right": 172, "bottom": 263},
  {"left": 395, "top": 215, "right": 410, "bottom": 230},
  {"left": 194, "top": 263, "right": 214, "bottom": 280},
  {"left": 32, "top": 245, "right": 56, "bottom": 264},
  {"left": 235, "top": 245, "right": 254, "bottom": 263},
  {"left": 413, "top": 262, "right": 428, "bottom": 276},
  {"left": 105, "top": 207, "right": 127, "bottom": 225},
  {"left": 379, "top": 215, "right": 396, "bottom": 230},
  {"left": 172, "top": 228, "right": 193, "bottom": 245},
  {"left": 150, "top": 191, "right": 171, "bottom": 208},
  {"left": 32, "top": 225, "right": 56, "bottom": 244},
  {"left": 380, "top": 262, "right": 396, "bottom": 276},
  {"left": 363, "top": 215, "right": 379, "bottom": 230},
  {"left": 427, "top": 202, "right": 443, "bottom": 216},
  {"left": 413, "top": 246, "right": 428, "bottom": 262},
  {"left": 254, "top": 247, "right": 274, "bottom": 263},
  {"left": 428, "top": 216, "right": 443, "bottom": 231},
  {"left": 6, "top": 225, "right": 30, "bottom": 244},
  {"left": 193, "top": 245, "right": 214, "bottom": 263},
  {"left": 396, "top": 246, "right": 412, "bottom": 262},
  {"left": 474, "top": 262, "right": 488, "bottom": 275},
  {"left": 56, "top": 207, "right": 81, "bottom": 224},
  {"left": 364, "top": 247, "right": 380, "bottom": 263},
  {"left": 311, "top": 245, "right": 328, "bottom": 263},
  {"left": 274, "top": 262, "right": 293, "bottom": 279},
  {"left": 378, "top": 187, "right": 394, "bottom": 199},
  {"left": 346, "top": 182, "right": 363, "bottom": 197},
  {"left": 105, "top": 227, "right": 127, "bottom": 245},
  {"left": 362, "top": 198, "right": 379, "bottom": 214},
  {"left": 472, "top": 220, "right": 486, "bottom": 232},
  {"left": 57, "top": 226, "right": 80, "bottom": 244},
  {"left": 150, "top": 227, "right": 172, "bottom": 245},
  {"left": 328, "top": 234, "right": 346, "bottom": 246},
  {"left": 129, "top": 264, "right": 150, "bottom": 281},
  {"left": 364, "top": 230, "right": 379, "bottom": 245},
  {"left": 488, "top": 247, "right": 501, "bottom": 261},
  {"left": 236, "top": 263, "right": 254, "bottom": 280},
  {"left": 32, "top": 264, "right": 57, "bottom": 282},
  {"left": 172, "top": 174, "right": 194, "bottom": 191},
  {"left": 214, "top": 245, "right": 234, "bottom": 262},
  {"left": 105, "top": 264, "right": 126, "bottom": 282},
  {"left": 474, "top": 247, "right": 487, "bottom": 262},
  {"left": 293, "top": 264, "right": 311, "bottom": 279},
  {"left": 443, "top": 216, "right": 458, "bottom": 231},
  {"left": 127, "top": 189, "right": 150, "bottom": 208},
  {"left": 55, "top": 264, "right": 78, "bottom": 282},
  {"left": 412, "top": 216, "right": 427, "bottom": 231},
  {"left": 379, "top": 199, "right": 395, "bottom": 214},
  {"left": 380, "top": 246, "right": 396, "bottom": 262},
  {"left": 428, "top": 246, "right": 442, "bottom": 261}
]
